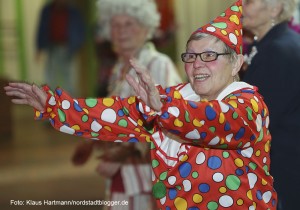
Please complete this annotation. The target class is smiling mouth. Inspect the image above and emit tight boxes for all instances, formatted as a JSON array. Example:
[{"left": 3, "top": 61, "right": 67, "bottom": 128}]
[{"left": 194, "top": 74, "right": 210, "bottom": 81}]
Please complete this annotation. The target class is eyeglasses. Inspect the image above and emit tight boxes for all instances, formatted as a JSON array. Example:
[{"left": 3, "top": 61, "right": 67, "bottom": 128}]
[{"left": 181, "top": 51, "right": 231, "bottom": 63}]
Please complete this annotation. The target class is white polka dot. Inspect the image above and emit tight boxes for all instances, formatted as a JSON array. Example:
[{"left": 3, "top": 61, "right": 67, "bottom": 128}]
[
  {"left": 185, "top": 129, "right": 200, "bottom": 139},
  {"left": 247, "top": 173, "right": 257, "bottom": 189},
  {"left": 213, "top": 173, "right": 224, "bottom": 182},
  {"left": 62, "top": 100, "right": 70, "bottom": 110},
  {"left": 229, "top": 33, "right": 238, "bottom": 45},
  {"left": 49, "top": 96, "right": 56, "bottom": 106},
  {"left": 168, "top": 106, "right": 180, "bottom": 117},
  {"left": 266, "top": 116, "right": 270, "bottom": 128},
  {"left": 206, "top": 26, "right": 216, "bottom": 32},
  {"left": 241, "top": 147, "right": 253, "bottom": 158},
  {"left": 263, "top": 191, "right": 272, "bottom": 203},
  {"left": 183, "top": 179, "right": 191, "bottom": 192},
  {"left": 263, "top": 157, "right": 267, "bottom": 164},
  {"left": 256, "top": 114, "right": 262, "bottom": 132},
  {"left": 196, "top": 152, "right": 206, "bottom": 165},
  {"left": 160, "top": 196, "right": 166, "bottom": 205},
  {"left": 101, "top": 108, "right": 117, "bottom": 123},
  {"left": 168, "top": 176, "right": 176, "bottom": 185},
  {"left": 91, "top": 120, "right": 102, "bottom": 132},
  {"left": 219, "top": 195, "right": 233, "bottom": 208},
  {"left": 59, "top": 125, "right": 75, "bottom": 135},
  {"left": 208, "top": 136, "right": 220, "bottom": 145},
  {"left": 226, "top": 133, "right": 233, "bottom": 142}
]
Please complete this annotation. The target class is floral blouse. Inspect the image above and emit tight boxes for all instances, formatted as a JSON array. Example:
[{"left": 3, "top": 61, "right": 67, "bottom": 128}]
[{"left": 36, "top": 82, "right": 277, "bottom": 210}]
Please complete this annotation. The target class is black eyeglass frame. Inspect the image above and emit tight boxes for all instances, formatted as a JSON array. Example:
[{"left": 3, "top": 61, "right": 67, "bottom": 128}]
[{"left": 181, "top": 51, "right": 231, "bottom": 63}]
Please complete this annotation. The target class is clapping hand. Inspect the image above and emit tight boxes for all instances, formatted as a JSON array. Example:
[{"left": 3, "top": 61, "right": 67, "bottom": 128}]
[
  {"left": 4, "top": 82, "right": 47, "bottom": 112},
  {"left": 126, "top": 58, "right": 162, "bottom": 112}
]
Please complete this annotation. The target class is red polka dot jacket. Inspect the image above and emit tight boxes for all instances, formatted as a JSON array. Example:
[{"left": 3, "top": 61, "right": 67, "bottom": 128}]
[{"left": 35, "top": 82, "right": 277, "bottom": 210}]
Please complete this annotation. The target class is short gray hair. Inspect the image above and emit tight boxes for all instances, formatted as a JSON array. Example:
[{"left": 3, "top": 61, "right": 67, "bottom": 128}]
[
  {"left": 186, "top": 33, "right": 240, "bottom": 81},
  {"left": 262, "top": 0, "right": 297, "bottom": 23},
  {"left": 96, "top": 0, "right": 160, "bottom": 40}
]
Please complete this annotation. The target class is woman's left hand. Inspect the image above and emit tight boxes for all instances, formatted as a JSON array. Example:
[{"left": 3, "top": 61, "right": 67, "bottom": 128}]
[{"left": 126, "top": 58, "right": 162, "bottom": 111}]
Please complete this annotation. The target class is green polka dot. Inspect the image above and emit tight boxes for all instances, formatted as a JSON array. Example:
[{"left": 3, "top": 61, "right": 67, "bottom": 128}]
[
  {"left": 118, "top": 119, "right": 128, "bottom": 127},
  {"left": 231, "top": 5, "right": 239, "bottom": 12},
  {"left": 85, "top": 98, "right": 97, "bottom": 108},
  {"left": 152, "top": 181, "right": 166, "bottom": 199},
  {"left": 212, "top": 22, "right": 227, "bottom": 29},
  {"left": 207, "top": 201, "right": 218, "bottom": 210},
  {"left": 152, "top": 159, "right": 159, "bottom": 168},
  {"left": 249, "top": 162, "right": 257, "bottom": 170},
  {"left": 246, "top": 107, "right": 253, "bottom": 121},
  {"left": 91, "top": 132, "right": 99, "bottom": 137},
  {"left": 118, "top": 134, "right": 127, "bottom": 137},
  {"left": 232, "top": 112, "right": 239, "bottom": 119},
  {"left": 226, "top": 175, "right": 241, "bottom": 190},
  {"left": 150, "top": 142, "right": 156, "bottom": 149},
  {"left": 159, "top": 171, "right": 168, "bottom": 181},
  {"left": 175, "top": 185, "right": 182, "bottom": 190},
  {"left": 223, "top": 151, "right": 230, "bottom": 158},
  {"left": 209, "top": 127, "right": 216, "bottom": 133},
  {"left": 123, "top": 107, "right": 129, "bottom": 115},
  {"left": 263, "top": 165, "right": 270, "bottom": 176},
  {"left": 82, "top": 115, "right": 88, "bottom": 122},
  {"left": 192, "top": 171, "right": 199, "bottom": 178},
  {"left": 58, "top": 109, "right": 66, "bottom": 122},
  {"left": 185, "top": 111, "right": 190, "bottom": 123}
]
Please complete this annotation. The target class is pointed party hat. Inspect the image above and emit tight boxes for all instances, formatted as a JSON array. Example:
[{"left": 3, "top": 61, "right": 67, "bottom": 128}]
[{"left": 192, "top": 0, "right": 243, "bottom": 54}]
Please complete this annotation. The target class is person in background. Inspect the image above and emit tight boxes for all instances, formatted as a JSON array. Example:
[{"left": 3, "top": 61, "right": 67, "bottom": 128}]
[
  {"left": 4, "top": 0, "right": 278, "bottom": 209},
  {"left": 72, "top": 0, "right": 182, "bottom": 209},
  {"left": 242, "top": 0, "right": 300, "bottom": 209},
  {"left": 36, "top": 0, "right": 85, "bottom": 96}
]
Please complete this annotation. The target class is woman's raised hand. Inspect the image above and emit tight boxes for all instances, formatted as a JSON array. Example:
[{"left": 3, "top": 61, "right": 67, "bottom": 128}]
[
  {"left": 126, "top": 58, "right": 162, "bottom": 111},
  {"left": 4, "top": 82, "right": 47, "bottom": 112}
]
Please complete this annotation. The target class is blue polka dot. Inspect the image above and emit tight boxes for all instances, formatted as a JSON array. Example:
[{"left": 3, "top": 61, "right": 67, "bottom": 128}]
[
  {"left": 161, "top": 112, "right": 170, "bottom": 119},
  {"left": 74, "top": 102, "right": 83, "bottom": 112},
  {"left": 198, "top": 183, "right": 210, "bottom": 193},
  {"left": 188, "top": 207, "right": 200, "bottom": 210},
  {"left": 224, "top": 122, "right": 231, "bottom": 131},
  {"left": 205, "top": 106, "right": 216, "bottom": 120},
  {"left": 207, "top": 156, "right": 222, "bottom": 170},
  {"left": 188, "top": 101, "right": 198, "bottom": 109},
  {"left": 128, "top": 138, "right": 139, "bottom": 142},
  {"left": 165, "top": 87, "right": 171, "bottom": 94},
  {"left": 256, "top": 190, "right": 263, "bottom": 200},
  {"left": 166, "top": 96, "right": 172, "bottom": 103},
  {"left": 179, "top": 162, "right": 192, "bottom": 178},
  {"left": 168, "top": 188, "right": 177, "bottom": 200},
  {"left": 200, "top": 132, "right": 207, "bottom": 139},
  {"left": 56, "top": 89, "right": 62, "bottom": 96},
  {"left": 235, "top": 169, "right": 244, "bottom": 176},
  {"left": 117, "top": 109, "right": 125, "bottom": 117},
  {"left": 235, "top": 127, "right": 245, "bottom": 140}
]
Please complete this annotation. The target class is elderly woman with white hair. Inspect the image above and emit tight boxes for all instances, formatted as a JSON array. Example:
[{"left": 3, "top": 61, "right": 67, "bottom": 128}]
[{"left": 242, "top": 0, "right": 300, "bottom": 209}]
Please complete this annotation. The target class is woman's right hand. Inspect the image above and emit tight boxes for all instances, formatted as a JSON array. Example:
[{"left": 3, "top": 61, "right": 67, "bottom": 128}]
[{"left": 4, "top": 82, "right": 47, "bottom": 112}]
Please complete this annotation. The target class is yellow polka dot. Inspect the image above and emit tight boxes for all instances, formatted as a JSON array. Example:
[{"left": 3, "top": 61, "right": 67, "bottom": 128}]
[
  {"left": 127, "top": 96, "right": 136, "bottom": 105},
  {"left": 219, "top": 187, "right": 227, "bottom": 193},
  {"left": 229, "top": 96, "right": 237, "bottom": 100},
  {"left": 192, "top": 119, "right": 202, "bottom": 127},
  {"left": 255, "top": 150, "right": 261, "bottom": 157},
  {"left": 262, "top": 178, "right": 268, "bottom": 186},
  {"left": 137, "top": 119, "right": 143, "bottom": 126},
  {"left": 35, "top": 111, "right": 41, "bottom": 117},
  {"left": 235, "top": 29, "right": 240, "bottom": 36},
  {"left": 103, "top": 98, "right": 115, "bottom": 107},
  {"left": 83, "top": 108, "right": 89, "bottom": 114},
  {"left": 250, "top": 99, "right": 259, "bottom": 113},
  {"left": 71, "top": 125, "right": 80, "bottom": 130},
  {"left": 50, "top": 113, "right": 56, "bottom": 118},
  {"left": 134, "top": 127, "right": 141, "bottom": 132},
  {"left": 192, "top": 194, "right": 203, "bottom": 204},
  {"left": 140, "top": 134, "right": 151, "bottom": 142},
  {"left": 247, "top": 190, "right": 253, "bottom": 200},
  {"left": 46, "top": 107, "right": 52, "bottom": 113},
  {"left": 229, "top": 14, "right": 239, "bottom": 25},
  {"left": 265, "top": 141, "right": 270, "bottom": 152},
  {"left": 219, "top": 113, "right": 225, "bottom": 124},
  {"left": 234, "top": 158, "right": 244, "bottom": 167},
  {"left": 221, "top": 30, "right": 227, "bottom": 35},
  {"left": 174, "top": 91, "right": 182, "bottom": 99},
  {"left": 181, "top": 155, "right": 188, "bottom": 161},
  {"left": 174, "top": 119, "right": 183, "bottom": 127},
  {"left": 237, "top": 199, "right": 244, "bottom": 206},
  {"left": 220, "top": 138, "right": 225, "bottom": 144},
  {"left": 228, "top": 100, "right": 238, "bottom": 108},
  {"left": 104, "top": 126, "right": 112, "bottom": 131},
  {"left": 174, "top": 197, "right": 187, "bottom": 210}
]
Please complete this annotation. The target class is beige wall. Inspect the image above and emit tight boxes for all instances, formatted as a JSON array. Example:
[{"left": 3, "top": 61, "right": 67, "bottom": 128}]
[{"left": 174, "top": 0, "right": 236, "bottom": 79}]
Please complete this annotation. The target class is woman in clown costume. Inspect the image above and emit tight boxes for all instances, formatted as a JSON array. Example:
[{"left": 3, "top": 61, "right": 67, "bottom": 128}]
[{"left": 4, "top": 0, "right": 277, "bottom": 209}]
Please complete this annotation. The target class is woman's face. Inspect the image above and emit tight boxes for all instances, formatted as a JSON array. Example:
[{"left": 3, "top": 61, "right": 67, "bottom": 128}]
[
  {"left": 243, "top": 0, "right": 274, "bottom": 35},
  {"left": 110, "top": 14, "right": 148, "bottom": 55},
  {"left": 184, "top": 37, "right": 238, "bottom": 100}
]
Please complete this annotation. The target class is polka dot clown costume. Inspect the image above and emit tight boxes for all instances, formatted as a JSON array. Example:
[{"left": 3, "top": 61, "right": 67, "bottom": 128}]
[{"left": 35, "top": 0, "right": 277, "bottom": 209}]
